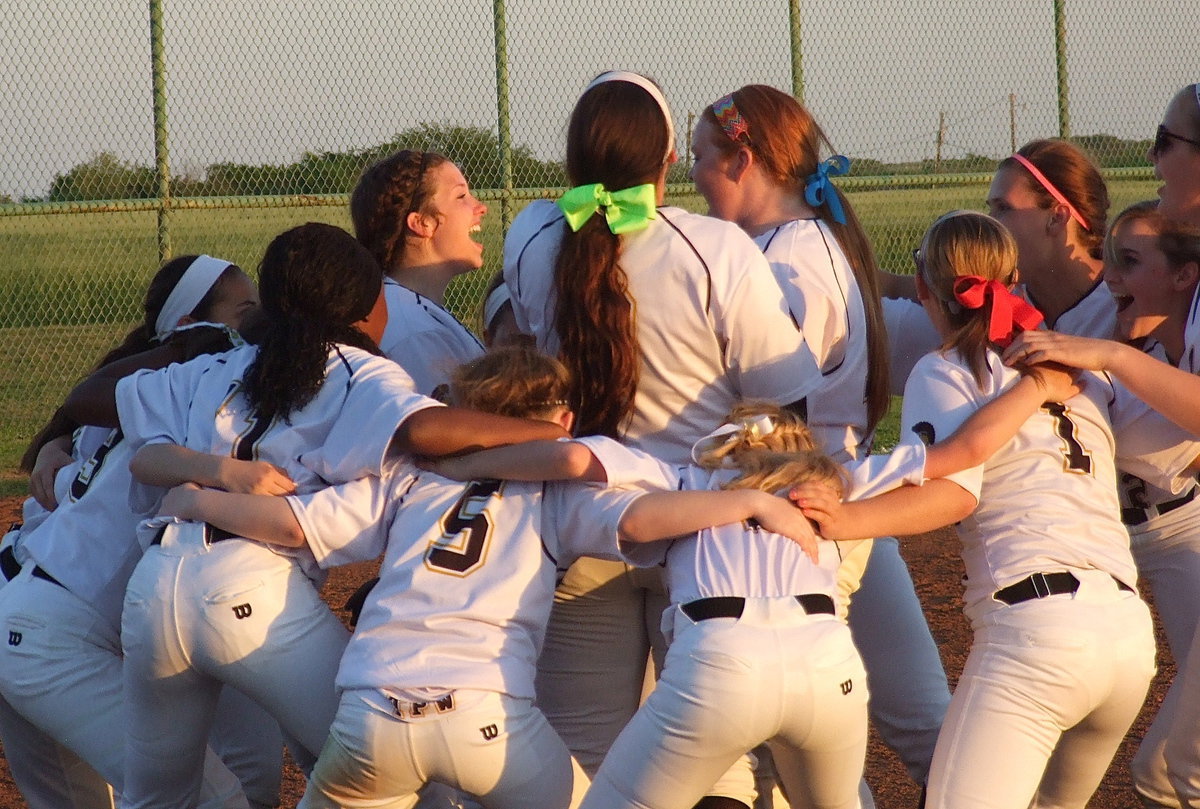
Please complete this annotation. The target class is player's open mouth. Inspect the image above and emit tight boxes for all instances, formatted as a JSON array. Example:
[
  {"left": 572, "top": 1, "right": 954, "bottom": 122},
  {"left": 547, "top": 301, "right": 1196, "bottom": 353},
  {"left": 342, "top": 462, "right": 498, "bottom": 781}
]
[
  {"left": 469, "top": 224, "right": 483, "bottom": 244},
  {"left": 1113, "top": 294, "right": 1134, "bottom": 313}
]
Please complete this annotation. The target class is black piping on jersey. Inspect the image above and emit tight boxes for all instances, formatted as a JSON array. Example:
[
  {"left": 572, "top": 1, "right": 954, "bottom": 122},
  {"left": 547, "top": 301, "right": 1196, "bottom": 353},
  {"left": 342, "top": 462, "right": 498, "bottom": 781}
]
[
  {"left": 760, "top": 219, "right": 850, "bottom": 377},
  {"left": 512, "top": 213, "right": 567, "bottom": 301},
  {"left": 383, "top": 278, "right": 484, "bottom": 352},
  {"left": 657, "top": 208, "right": 714, "bottom": 315},
  {"left": 333, "top": 346, "right": 356, "bottom": 396},
  {"left": 1027, "top": 276, "right": 1104, "bottom": 331},
  {"left": 536, "top": 481, "right": 563, "bottom": 570}
]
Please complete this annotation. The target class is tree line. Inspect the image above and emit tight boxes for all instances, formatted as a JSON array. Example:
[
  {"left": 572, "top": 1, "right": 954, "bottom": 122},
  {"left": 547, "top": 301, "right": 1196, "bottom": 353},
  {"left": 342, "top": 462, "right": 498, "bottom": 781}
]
[{"left": 38, "top": 125, "right": 1154, "bottom": 204}]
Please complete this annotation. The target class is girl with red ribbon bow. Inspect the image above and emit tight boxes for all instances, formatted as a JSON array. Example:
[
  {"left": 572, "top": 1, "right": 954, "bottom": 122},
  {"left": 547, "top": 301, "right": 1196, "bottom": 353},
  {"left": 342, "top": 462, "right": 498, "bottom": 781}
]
[{"left": 795, "top": 210, "right": 1164, "bottom": 809}]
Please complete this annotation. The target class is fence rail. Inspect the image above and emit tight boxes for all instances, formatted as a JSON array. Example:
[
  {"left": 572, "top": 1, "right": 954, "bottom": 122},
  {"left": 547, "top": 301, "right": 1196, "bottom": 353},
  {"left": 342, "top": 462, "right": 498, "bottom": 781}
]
[{"left": 0, "top": 0, "right": 1191, "bottom": 478}]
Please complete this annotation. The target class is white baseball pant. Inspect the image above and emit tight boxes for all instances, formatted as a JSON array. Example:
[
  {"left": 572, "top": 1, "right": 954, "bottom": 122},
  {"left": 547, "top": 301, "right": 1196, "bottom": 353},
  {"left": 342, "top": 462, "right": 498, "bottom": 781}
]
[
  {"left": 0, "top": 565, "right": 247, "bottom": 809},
  {"left": 1127, "top": 499, "right": 1200, "bottom": 807},
  {"left": 580, "top": 598, "right": 869, "bottom": 809},
  {"left": 299, "top": 688, "right": 576, "bottom": 809},
  {"left": 925, "top": 575, "right": 1155, "bottom": 809},
  {"left": 120, "top": 532, "right": 349, "bottom": 808}
]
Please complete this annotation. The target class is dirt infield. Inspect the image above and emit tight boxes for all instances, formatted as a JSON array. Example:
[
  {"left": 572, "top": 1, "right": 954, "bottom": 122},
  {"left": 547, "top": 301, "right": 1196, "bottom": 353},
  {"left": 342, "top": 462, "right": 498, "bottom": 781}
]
[{"left": 0, "top": 494, "right": 1172, "bottom": 808}]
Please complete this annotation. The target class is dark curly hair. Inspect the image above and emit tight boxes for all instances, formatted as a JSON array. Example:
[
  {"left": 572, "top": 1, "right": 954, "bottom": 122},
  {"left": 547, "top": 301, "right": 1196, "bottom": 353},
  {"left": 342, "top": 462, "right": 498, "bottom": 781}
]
[
  {"left": 243, "top": 223, "right": 383, "bottom": 423},
  {"left": 350, "top": 150, "right": 449, "bottom": 274}
]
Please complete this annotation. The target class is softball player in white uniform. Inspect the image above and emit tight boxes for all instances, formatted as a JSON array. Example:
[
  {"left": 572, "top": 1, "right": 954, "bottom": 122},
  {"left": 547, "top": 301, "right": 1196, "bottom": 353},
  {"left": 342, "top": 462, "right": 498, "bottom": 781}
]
[
  {"left": 351, "top": 150, "right": 488, "bottom": 397},
  {"left": 802, "top": 211, "right": 1163, "bottom": 809},
  {"left": 1006, "top": 206, "right": 1200, "bottom": 807},
  {"left": 505, "top": 75, "right": 819, "bottom": 806},
  {"left": 687, "top": 83, "right": 949, "bottom": 793},
  {"left": 1, "top": 256, "right": 282, "bottom": 809}
]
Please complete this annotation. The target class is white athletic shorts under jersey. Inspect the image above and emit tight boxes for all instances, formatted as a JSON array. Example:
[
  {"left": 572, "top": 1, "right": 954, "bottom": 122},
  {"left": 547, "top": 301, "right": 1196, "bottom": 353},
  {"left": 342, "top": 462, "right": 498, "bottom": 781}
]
[
  {"left": 285, "top": 439, "right": 644, "bottom": 808},
  {"left": 902, "top": 347, "right": 1156, "bottom": 809},
  {"left": 379, "top": 278, "right": 484, "bottom": 398},
  {"left": 504, "top": 200, "right": 821, "bottom": 465}
]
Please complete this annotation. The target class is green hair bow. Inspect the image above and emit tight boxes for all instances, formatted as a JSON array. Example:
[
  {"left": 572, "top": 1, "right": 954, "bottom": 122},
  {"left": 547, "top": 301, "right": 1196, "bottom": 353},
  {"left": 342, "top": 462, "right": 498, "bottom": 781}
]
[{"left": 557, "top": 182, "right": 658, "bottom": 235}]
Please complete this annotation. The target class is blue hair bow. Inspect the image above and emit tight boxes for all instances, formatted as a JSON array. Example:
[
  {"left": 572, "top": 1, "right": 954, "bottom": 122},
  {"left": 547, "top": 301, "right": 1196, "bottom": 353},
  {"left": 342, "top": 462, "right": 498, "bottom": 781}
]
[{"left": 804, "top": 155, "right": 851, "bottom": 225}]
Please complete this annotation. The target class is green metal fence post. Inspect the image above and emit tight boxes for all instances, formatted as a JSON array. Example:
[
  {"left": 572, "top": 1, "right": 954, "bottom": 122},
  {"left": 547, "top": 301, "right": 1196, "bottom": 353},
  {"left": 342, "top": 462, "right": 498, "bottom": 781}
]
[
  {"left": 492, "top": 0, "right": 514, "bottom": 233},
  {"left": 788, "top": 0, "right": 804, "bottom": 103},
  {"left": 149, "top": 0, "right": 172, "bottom": 262},
  {"left": 1053, "top": 0, "right": 1070, "bottom": 138}
]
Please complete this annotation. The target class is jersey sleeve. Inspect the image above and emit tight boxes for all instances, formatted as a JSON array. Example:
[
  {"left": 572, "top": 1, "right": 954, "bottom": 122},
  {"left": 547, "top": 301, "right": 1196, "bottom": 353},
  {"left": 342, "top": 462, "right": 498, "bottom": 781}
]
[
  {"left": 287, "top": 467, "right": 410, "bottom": 568},
  {"left": 1109, "top": 374, "right": 1200, "bottom": 492},
  {"left": 115, "top": 356, "right": 214, "bottom": 449},
  {"left": 844, "top": 442, "right": 928, "bottom": 500},
  {"left": 544, "top": 483, "right": 645, "bottom": 568},
  {"left": 299, "top": 350, "right": 443, "bottom": 484},
  {"left": 571, "top": 435, "right": 680, "bottom": 490},
  {"left": 882, "top": 297, "right": 942, "bottom": 395},
  {"left": 899, "top": 354, "right": 985, "bottom": 500},
  {"left": 717, "top": 241, "right": 822, "bottom": 406}
]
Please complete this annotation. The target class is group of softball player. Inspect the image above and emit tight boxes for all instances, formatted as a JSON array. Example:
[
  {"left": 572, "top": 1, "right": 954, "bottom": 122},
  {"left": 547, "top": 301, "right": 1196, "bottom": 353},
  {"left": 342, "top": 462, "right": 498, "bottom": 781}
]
[{"left": 0, "top": 69, "right": 1198, "bottom": 809}]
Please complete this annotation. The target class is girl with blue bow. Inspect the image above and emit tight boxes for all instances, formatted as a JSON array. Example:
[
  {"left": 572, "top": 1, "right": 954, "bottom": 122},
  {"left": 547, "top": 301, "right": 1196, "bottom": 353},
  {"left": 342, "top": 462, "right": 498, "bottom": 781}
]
[{"left": 690, "top": 83, "right": 951, "bottom": 804}]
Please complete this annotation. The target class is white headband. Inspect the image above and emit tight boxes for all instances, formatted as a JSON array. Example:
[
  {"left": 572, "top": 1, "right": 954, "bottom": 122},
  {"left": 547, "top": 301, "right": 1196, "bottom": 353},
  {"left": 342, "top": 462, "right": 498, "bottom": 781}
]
[
  {"left": 584, "top": 71, "right": 675, "bottom": 161},
  {"left": 483, "top": 282, "right": 513, "bottom": 332},
  {"left": 154, "top": 255, "right": 232, "bottom": 341}
]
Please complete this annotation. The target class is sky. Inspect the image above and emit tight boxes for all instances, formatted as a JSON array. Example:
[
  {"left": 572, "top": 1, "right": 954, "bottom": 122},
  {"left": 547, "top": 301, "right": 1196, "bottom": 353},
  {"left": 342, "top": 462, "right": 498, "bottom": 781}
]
[{"left": 1, "top": 0, "right": 1194, "bottom": 199}]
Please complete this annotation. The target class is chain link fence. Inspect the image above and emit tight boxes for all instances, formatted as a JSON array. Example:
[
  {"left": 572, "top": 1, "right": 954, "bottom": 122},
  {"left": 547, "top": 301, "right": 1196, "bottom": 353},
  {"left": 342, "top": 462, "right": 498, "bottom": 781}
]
[{"left": 0, "top": 0, "right": 1194, "bottom": 478}]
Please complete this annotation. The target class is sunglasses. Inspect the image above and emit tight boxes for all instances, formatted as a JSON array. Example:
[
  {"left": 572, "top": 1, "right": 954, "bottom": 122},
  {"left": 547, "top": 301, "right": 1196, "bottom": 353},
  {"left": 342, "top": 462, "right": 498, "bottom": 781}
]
[{"left": 1152, "top": 124, "right": 1200, "bottom": 157}]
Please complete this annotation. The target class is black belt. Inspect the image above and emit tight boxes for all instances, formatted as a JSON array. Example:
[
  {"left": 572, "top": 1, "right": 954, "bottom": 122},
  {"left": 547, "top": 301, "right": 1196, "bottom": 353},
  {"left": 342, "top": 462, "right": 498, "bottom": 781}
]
[
  {"left": 150, "top": 523, "right": 237, "bottom": 546},
  {"left": 1122, "top": 484, "right": 1197, "bottom": 526},
  {"left": 31, "top": 566, "right": 64, "bottom": 589},
  {"left": 681, "top": 594, "right": 835, "bottom": 622},
  {"left": 993, "top": 572, "right": 1134, "bottom": 606},
  {"left": 0, "top": 545, "right": 21, "bottom": 582}
]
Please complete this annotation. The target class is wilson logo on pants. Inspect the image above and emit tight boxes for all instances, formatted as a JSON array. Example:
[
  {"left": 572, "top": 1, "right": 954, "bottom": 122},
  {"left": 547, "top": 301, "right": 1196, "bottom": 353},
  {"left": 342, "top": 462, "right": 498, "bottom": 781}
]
[
  {"left": 7, "top": 631, "right": 20, "bottom": 646},
  {"left": 840, "top": 679, "right": 853, "bottom": 695},
  {"left": 480, "top": 724, "right": 499, "bottom": 741},
  {"left": 232, "top": 603, "right": 253, "bottom": 620}
]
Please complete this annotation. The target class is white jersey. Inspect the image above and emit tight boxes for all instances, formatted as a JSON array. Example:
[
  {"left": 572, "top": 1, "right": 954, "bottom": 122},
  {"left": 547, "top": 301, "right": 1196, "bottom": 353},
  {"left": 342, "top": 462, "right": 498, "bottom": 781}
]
[
  {"left": 287, "top": 436, "right": 642, "bottom": 700},
  {"left": 580, "top": 439, "right": 918, "bottom": 607},
  {"left": 1024, "top": 277, "right": 1116, "bottom": 337},
  {"left": 504, "top": 200, "right": 821, "bottom": 464},
  {"left": 1113, "top": 283, "right": 1200, "bottom": 522},
  {"left": 17, "top": 426, "right": 147, "bottom": 632},
  {"left": 117, "top": 343, "right": 439, "bottom": 579},
  {"left": 756, "top": 218, "right": 871, "bottom": 462},
  {"left": 901, "top": 348, "right": 1139, "bottom": 621},
  {"left": 882, "top": 297, "right": 942, "bottom": 396},
  {"left": 379, "top": 278, "right": 484, "bottom": 399}
]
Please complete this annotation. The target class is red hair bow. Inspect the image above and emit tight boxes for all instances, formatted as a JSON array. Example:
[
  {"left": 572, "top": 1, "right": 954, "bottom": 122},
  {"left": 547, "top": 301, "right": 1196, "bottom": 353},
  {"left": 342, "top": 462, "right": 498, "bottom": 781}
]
[{"left": 952, "top": 275, "right": 1044, "bottom": 348}]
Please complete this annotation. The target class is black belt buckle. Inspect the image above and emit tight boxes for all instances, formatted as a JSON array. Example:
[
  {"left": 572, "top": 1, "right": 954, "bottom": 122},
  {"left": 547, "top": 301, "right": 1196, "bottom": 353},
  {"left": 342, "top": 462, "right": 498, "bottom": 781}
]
[{"left": 993, "top": 571, "right": 1079, "bottom": 605}]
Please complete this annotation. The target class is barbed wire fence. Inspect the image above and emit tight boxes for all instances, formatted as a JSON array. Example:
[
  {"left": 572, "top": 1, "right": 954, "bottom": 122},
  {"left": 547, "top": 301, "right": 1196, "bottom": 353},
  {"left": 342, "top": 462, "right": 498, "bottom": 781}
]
[{"left": 0, "top": 0, "right": 1192, "bottom": 475}]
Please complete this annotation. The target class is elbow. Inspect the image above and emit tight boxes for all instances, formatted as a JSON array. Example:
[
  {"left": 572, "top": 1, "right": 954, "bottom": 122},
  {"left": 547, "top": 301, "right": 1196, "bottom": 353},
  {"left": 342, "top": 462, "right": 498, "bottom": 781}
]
[{"left": 281, "top": 522, "right": 308, "bottom": 549}]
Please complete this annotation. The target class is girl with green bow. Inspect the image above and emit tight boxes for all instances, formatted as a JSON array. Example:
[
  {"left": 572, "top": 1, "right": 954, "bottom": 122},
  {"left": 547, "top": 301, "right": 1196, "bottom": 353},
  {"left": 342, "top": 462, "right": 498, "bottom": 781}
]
[{"left": 502, "top": 70, "right": 822, "bottom": 809}]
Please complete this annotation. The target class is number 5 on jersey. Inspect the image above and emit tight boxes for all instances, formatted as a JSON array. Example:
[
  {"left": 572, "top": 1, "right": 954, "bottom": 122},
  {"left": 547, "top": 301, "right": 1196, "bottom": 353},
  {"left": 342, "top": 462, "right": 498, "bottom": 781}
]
[{"left": 425, "top": 479, "right": 504, "bottom": 576}]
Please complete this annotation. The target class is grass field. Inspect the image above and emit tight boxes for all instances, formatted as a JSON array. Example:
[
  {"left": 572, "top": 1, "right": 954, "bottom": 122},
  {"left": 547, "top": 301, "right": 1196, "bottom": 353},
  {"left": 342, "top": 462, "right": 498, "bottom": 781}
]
[{"left": 0, "top": 178, "right": 1161, "bottom": 495}]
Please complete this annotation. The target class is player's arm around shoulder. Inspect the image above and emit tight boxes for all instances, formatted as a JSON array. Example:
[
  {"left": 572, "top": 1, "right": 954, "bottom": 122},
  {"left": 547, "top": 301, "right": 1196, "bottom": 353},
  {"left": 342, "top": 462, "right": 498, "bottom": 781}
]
[
  {"left": 158, "top": 483, "right": 306, "bottom": 548},
  {"left": 418, "top": 437, "right": 604, "bottom": 483}
]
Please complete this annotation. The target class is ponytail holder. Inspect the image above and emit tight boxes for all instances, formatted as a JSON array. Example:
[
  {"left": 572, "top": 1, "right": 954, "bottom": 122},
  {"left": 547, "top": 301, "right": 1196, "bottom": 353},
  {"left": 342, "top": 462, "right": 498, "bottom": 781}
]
[
  {"left": 804, "top": 155, "right": 851, "bottom": 225},
  {"left": 952, "top": 275, "right": 1044, "bottom": 348},
  {"left": 557, "top": 182, "right": 658, "bottom": 235},
  {"left": 689, "top": 413, "right": 776, "bottom": 465}
]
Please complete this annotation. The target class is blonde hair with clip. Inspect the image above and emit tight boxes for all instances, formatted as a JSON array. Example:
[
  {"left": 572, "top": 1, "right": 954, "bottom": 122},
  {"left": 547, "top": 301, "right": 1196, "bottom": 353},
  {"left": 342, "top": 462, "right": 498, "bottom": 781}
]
[{"left": 694, "top": 402, "right": 847, "bottom": 496}]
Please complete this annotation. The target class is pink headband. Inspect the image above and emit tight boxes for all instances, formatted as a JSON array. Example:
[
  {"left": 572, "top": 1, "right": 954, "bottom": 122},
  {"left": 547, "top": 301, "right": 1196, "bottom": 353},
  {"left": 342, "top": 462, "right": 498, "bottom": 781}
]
[
  {"left": 712, "top": 94, "right": 750, "bottom": 142},
  {"left": 1010, "top": 153, "right": 1090, "bottom": 232}
]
